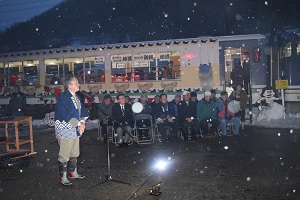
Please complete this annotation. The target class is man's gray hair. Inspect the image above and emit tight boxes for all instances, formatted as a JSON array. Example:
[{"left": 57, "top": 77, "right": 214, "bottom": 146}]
[{"left": 64, "top": 75, "right": 76, "bottom": 89}]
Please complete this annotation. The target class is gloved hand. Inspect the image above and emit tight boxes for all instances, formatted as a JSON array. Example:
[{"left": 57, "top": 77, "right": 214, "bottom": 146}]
[{"left": 157, "top": 118, "right": 164, "bottom": 123}]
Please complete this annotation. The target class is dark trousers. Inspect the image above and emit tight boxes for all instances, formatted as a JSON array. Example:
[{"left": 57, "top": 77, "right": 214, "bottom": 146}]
[
  {"left": 244, "top": 78, "right": 250, "bottom": 94},
  {"left": 180, "top": 120, "right": 198, "bottom": 138},
  {"left": 199, "top": 119, "right": 220, "bottom": 135},
  {"left": 157, "top": 121, "right": 178, "bottom": 141},
  {"left": 235, "top": 109, "right": 246, "bottom": 122}
]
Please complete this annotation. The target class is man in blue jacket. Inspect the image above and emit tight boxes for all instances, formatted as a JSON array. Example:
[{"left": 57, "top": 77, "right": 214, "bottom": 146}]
[
  {"left": 155, "top": 93, "right": 178, "bottom": 142},
  {"left": 55, "top": 75, "right": 89, "bottom": 186}
]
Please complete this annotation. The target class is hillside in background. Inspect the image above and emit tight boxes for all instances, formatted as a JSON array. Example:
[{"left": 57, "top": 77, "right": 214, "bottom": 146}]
[{"left": 0, "top": 0, "right": 299, "bottom": 53}]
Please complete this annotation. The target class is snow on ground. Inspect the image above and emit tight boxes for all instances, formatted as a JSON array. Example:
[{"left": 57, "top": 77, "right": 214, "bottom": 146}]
[{"left": 249, "top": 102, "right": 300, "bottom": 129}]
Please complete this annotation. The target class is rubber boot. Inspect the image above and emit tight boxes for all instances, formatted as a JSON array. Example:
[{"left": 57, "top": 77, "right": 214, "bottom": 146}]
[
  {"left": 68, "top": 158, "right": 85, "bottom": 179},
  {"left": 59, "top": 162, "right": 72, "bottom": 186}
]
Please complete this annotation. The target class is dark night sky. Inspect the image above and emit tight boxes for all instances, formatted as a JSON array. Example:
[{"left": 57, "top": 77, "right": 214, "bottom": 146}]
[
  {"left": 0, "top": 0, "right": 63, "bottom": 31},
  {"left": 0, "top": 0, "right": 300, "bottom": 52}
]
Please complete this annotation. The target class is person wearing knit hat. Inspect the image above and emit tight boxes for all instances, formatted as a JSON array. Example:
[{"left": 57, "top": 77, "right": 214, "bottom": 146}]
[
  {"left": 204, "top": 91, "right": 211, "bottom": 96},
  {"left": 210, "top": 89, "right": 217, "bottom": 102},
  {"left": 197, "top": 91, "right": 219, "bottom": 137},
  {"left": 182, "top": 91, "right": 189, "bottom": 96}
]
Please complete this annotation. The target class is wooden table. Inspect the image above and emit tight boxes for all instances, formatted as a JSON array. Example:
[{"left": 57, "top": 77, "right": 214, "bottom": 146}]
[{"left": 0, "top": 116, "right": 35, "bottom": 155}]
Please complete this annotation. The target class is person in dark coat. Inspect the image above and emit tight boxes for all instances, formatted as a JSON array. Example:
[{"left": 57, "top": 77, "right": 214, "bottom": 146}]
[
  {"left": 230, "top": 61, "right": 244, "bottom": 89},
  {"left": 98, "top": 95, "right": 113, "bottom": 143},
  {"left": 151, "top": 95, "right": 160, "bottom": 116},
  {"left": 178, "top": 91, "right": 198, "bottom": 140},
  {"left": 210, "top": 89, "right": 217, "bottom": 102},
  {"left": 112, "top": 94, "right": 134, "bottom": 146},
  {"left": 154, "top": 93, "right": 178, "bottom": 142},
  {"left": 9, "top": 85, "right": 26, "bottom": 116}
]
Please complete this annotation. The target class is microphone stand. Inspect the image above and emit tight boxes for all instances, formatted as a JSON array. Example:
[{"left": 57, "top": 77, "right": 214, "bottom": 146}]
[{"left": 88, "top": 98, "right": 132, "bottom": 190}]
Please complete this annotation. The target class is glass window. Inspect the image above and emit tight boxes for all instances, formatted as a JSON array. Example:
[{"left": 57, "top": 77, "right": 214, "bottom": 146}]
[
  {"left": 297, "top": 41, "right": 300, "bottom": 56},
  {"left": 132, "top": 53, "right": 156, "bottom": 81},
  {"left": 23, "top": 60, "right": 39, "bottom": 85},
  {"left": 110, "top": 52, "right": 181, "bottom": 82},
  {"left": 8, "top": 61, "right": 21, "bottom": 86},
  {"left": 85, "top": 56, "right": 105, "bottom": 83},
  {"left": 280, "top": 42, "right": 292, "bottom": 58},
  {"left": 45, "top": 59, "right": 64, "bottom": 85},
  {"left": 111, "top": 54, "right": 133, "bottom": 82},
  {"left": 157, "top": 52, "right": 181, "bottom": 80}
]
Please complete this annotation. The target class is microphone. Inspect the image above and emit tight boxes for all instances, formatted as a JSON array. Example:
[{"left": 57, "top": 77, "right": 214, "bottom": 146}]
[{"left": 80, "top": 90, "right": 95, "bottom": 101}]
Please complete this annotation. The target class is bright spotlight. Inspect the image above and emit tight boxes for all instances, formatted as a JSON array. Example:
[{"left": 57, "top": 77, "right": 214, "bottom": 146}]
[{"left": 155, "top": 161, "right": 167, "bottom": 171}]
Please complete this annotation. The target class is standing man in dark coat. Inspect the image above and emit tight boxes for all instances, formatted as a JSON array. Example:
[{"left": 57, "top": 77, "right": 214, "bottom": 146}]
[
  {"left": 178, "top": 91, "right": 198, "bottom": 140},
  {"left": 112, "top": 93, "right": 134, "bottom": 146},
  {"left": 230, "top": 61, "right": 244, "bottom": 89},
  {"left": 9, "top": 85, "right": 26, "bottom": 116}
]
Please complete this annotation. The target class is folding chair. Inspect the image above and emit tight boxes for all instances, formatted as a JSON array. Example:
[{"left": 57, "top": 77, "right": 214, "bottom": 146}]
[{"left": 133, "top": 114, "right": 154, "bottom": 144}]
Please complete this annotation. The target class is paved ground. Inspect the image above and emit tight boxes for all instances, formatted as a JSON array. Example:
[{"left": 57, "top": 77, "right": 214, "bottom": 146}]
[{"left": 0, "top": 126, "right": 300, "bottom": 200}]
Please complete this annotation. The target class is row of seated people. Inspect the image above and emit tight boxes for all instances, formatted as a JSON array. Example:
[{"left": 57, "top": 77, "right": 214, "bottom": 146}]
[{"left": 98, "top": 84, "right": 247, "bottom": 146}]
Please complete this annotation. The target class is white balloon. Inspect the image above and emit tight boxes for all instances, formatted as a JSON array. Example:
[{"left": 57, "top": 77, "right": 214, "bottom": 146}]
[{"left": 132, "top": 102, "right": 143, "bottom": 113}]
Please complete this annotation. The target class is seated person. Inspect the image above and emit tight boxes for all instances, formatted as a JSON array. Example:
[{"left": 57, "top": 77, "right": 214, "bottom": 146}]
[
  {"left": 197, "top": 91, "right": 219, "bottom": 136},
  {"left": 112, "top": 94, "right": 134, "bottom": 146},
  {"left": 98, "top": 95, "right": 113, "bottom": 143},
  {"left": 135, "top": 94, "right": 153, "bottom": 139},
  {"left": 169, "top": 93, "right": 181, "bottom": 118},
  {"left": 216, "top": 91, "right": 241, "bottom": 136},
  {"left": 229, "top": 83, "right": 248, "bottom": 129},
  {"left": 178, "top": 91, "right": 198, "bottom": 140},
  {"left": 155, "top": 93, "right": 178, "bottom": 142},
  {"left": 125, "top": 95, "right": 132, "bottom": 105},
  {"left": 210, "top": 89, "right": 217, "bottom": 102}
]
